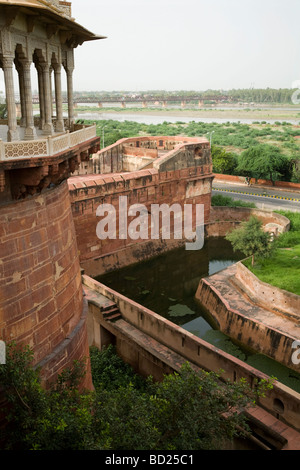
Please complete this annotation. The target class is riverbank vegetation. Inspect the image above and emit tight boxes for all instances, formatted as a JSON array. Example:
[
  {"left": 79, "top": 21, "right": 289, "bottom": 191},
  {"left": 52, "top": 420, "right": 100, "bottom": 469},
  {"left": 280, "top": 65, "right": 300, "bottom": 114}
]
[
  {"left": 80, "top": 118, "right": 300, "bottom": 182},
  {"left": 72, "top": 88, "right": 297, "bottom": 104},
  {"left": 0, "top": 342, "right": 271, "bottom": 450}
]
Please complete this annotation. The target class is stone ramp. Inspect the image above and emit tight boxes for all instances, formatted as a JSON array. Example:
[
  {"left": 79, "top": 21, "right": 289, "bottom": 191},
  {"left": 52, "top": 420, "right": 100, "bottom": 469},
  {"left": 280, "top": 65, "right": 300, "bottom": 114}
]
[
  {"left": 196, "top": 263, "right": 300, "bottom": 374},
  {"left": 200, "top": 264, "right": 300, "bottom": 341},
  {"left": 245, "top": 406, "right": 300, "bottom": 450}
]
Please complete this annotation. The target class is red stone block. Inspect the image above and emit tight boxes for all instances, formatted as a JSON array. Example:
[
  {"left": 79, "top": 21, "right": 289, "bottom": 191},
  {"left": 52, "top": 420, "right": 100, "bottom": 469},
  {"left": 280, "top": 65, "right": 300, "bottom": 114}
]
[
  {"left": 28, "top": 263, "right": 53, "bottom": 290},
  {"left": 0, "top": 239, "right": 17, "bottom": 258}
]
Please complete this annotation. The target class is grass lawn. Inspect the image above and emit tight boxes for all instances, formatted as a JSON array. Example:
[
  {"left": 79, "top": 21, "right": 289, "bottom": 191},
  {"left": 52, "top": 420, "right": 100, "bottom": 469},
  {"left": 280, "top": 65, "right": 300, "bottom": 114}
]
[
  {"left": 241, "top": 211, "right": 300, "bottom": 296},
  {"left": 243, "top": 244, "right": 300, "bottom": 296}
]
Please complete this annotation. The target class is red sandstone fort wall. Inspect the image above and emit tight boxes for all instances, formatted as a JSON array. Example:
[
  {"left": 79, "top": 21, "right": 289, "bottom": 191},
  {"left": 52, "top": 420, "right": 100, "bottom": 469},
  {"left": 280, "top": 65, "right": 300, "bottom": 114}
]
[
  {"left": 0, "top": 181, "right": 92, "bottom": 388},
  {"left": 68, "top": 166, "right": 213, "bottom": 275}
]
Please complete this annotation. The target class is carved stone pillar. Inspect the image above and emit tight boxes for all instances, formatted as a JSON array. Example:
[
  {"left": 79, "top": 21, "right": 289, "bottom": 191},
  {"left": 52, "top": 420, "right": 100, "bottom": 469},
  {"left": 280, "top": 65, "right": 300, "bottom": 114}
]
[
  {"left": 21, "top": 59, "right": 36, "bottom": 140},
  {"left": 2, "top": 55, "right": 19, "bottom": 141},
  {"left": 41, "top": 62, "right": 53, "bottom": 135},
  {"left": 15, "top": 61, "right": 26, "bottom": 127},
  {"left": 66, "top": 66, "right": 74, "bottom": 129},
  {"left": 36, "top": 64, "right": 45, "bottom": 130},
  {"left": 53, "top": 64, "right": 64, "bottom": 132},
  {"left": 49, "top": 66, "right": 54, "bottom": 118}
]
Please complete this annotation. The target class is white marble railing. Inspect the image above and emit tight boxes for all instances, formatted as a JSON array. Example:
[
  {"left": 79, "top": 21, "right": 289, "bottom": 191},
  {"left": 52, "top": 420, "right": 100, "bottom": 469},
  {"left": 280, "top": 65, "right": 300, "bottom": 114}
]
[{"left": 0, "top": 125, "right": 97, "bottom": 161}]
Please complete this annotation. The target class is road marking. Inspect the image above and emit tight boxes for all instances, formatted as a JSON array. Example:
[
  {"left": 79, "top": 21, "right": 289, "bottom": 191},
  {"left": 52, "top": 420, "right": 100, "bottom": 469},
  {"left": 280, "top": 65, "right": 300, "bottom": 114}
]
[{"left": 212, "top": 187, "right": 300, "bottom": 202}]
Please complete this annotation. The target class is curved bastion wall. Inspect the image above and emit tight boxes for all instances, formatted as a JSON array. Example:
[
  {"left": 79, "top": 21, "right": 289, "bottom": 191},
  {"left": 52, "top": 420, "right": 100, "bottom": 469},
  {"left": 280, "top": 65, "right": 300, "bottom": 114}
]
[
  {"left": 235, "top": 262, "right": 300, "bottom": 318},
  {"left": 195, "top": 206, "right": 297, "bottom": 371},
  {"left": 0, "top": 181, "right": 92, "bottom": 389},
  {"left": 206, "top": 206, "right": 290, "bottom": 237},
  {"left": 69, "top": 135, "right": 214, "bottom": 277}
]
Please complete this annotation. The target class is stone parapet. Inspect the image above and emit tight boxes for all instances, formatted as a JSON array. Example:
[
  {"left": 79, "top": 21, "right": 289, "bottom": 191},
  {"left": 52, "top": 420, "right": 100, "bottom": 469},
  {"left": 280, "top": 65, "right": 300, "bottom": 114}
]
[
  {"left": 235, "top": 261, "right": 300, "bottom": 319},
  {"left": 206, "top": 206, "right": 290, "bottom": 237},
  {"left": 68, "top": 166, "right": 213, "bottom": 274},
  {"left": 0, "top": 124, "right": 97, "bottom": 161},
  {"left": 195, "top": 264, "right": 300, "bottom": 373},
  {"left": 87, "top": 136, "right": 212, "bottom": 176}
]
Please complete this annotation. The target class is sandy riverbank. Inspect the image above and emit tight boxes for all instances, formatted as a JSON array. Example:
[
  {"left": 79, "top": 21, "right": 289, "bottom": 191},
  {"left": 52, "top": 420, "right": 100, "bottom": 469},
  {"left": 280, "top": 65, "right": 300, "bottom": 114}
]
[{"left": 74, "top": 105, "right": 300, "bottom": 122}]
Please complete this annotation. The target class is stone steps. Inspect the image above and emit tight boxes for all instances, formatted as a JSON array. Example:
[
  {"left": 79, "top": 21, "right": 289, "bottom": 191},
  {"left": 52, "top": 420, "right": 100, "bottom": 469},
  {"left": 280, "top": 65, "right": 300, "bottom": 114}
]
[
  {"left": 102, "top": 306, "right": 122, "bottom": 322},
  {"left": 83, "top": 285, "right": 122, "bottom": 322}
]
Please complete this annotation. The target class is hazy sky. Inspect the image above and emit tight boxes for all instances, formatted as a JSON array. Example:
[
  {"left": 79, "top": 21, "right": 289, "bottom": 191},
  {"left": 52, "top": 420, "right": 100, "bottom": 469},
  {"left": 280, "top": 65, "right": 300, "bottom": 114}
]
[{"left": 70, "top": 0, "right": 300, "bottom": 92}]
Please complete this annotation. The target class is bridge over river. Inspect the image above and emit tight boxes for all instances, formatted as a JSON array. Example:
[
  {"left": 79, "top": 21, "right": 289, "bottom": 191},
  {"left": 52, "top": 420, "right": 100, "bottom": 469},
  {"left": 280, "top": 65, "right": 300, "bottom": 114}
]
[{"left": 16, "top": 93, "right": 232, "bottom": 107}]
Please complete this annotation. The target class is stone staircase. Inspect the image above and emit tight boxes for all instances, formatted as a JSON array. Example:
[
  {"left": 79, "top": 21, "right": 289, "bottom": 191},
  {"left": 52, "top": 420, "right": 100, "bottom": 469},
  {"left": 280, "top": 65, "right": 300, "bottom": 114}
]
[
  {"left": 83, "top": 285, "right": 122, "bottom": 322},
  {"left": 101, "top": 301, "right": 122, "bottom": 322}
]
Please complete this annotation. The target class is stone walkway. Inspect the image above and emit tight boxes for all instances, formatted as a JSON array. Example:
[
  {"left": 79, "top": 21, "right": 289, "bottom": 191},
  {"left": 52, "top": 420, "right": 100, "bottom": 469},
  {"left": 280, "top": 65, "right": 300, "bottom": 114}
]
[{"left": 203, "top": 263, "right": 300, "bottom": 341}]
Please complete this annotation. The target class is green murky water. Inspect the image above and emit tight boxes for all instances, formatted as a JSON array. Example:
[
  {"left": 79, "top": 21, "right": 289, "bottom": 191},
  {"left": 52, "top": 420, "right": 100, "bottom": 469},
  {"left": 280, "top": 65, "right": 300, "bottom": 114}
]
[{"left": 96, "top": 238, "right": 300, "bottom": 393}]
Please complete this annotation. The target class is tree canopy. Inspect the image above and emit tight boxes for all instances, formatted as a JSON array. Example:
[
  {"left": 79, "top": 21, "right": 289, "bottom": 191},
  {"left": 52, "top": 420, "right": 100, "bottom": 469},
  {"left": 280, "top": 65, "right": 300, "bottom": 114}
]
[
  {"left": 226, "top": 216, "right": 273, "bottom": 266},
  {"left": 0, "top": 342, "right": 272, "bottom": 450},
  {"left": 211, "top": 145, "right": 238, "bottom": 174},
  {"left": 237, "top": 144, "right": 290, "bottom": 184}
]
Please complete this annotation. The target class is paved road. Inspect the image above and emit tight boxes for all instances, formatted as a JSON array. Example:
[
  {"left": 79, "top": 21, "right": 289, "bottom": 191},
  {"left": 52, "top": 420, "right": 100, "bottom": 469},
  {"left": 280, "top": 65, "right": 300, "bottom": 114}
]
[{"left": 212, "top": 181, "right": 300, "bottom": 212}]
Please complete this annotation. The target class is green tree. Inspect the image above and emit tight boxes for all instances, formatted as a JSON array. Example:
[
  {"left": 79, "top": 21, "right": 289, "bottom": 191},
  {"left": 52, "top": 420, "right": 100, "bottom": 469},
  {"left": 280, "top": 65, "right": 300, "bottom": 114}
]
[
  {"left": 0, "top": 342, "right": 97, "bottom": 450},
  {"left": 0, "top": 104, "right": 7, "bottom": 119},
  {"left": 237, "top": 144, "right": 289, "bottom": 184},
  {"left": 290, "top": 158, "right": 300, "bottom": 182},
  {"left": 211, "top": 145, "right": 238, "bottom": 174},
  {"left": 0, "top": 343, "right": 272, "bottom": 450},
  {"left": 226, "top": 216, "right": 273, "bottom": 266}
]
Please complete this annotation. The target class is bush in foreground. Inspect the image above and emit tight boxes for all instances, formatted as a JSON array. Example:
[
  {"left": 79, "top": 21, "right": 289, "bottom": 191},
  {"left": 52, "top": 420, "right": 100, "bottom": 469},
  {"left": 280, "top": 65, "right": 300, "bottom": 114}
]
[{"left": 0, "top": 343, "right": 272, "bottom": 450}]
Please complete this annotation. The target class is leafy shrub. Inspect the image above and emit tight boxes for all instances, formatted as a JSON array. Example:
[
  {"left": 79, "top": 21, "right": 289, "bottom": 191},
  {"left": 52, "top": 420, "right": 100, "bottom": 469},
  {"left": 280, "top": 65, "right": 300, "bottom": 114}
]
[{"left": 211, "top": 194, "right": 256, "bottom": 208}]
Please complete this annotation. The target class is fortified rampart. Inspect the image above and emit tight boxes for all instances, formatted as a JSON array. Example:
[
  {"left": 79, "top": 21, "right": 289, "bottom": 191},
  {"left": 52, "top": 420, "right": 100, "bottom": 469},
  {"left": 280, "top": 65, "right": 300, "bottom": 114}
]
[
  {"left": 1, "top": 3, "right": 300, "bottom": 449},
  {"left": 69, "top": 136, "right": 214, "bottom": 276},
  {"left": 72, "top": 203, "right": 300, "bottom": 448},
  {"left": 78, "top": 136, "right": 210, "bottom": 175},
  {"left": 0, "top": 181, "right": 92, "bottom": 388},
  {"left": 206, "top": 206, "right": 290, "bottom": 237},
  {"left": 195, "top": 261, "right": 300, "bottom": 374}
]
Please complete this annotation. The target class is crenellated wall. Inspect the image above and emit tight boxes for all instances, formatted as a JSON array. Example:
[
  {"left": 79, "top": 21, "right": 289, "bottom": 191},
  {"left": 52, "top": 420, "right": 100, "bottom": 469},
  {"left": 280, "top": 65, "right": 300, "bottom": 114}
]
[
  {"left": 77, "top": 135, "right": 211, "bottom": 175},
  {"left": 69, "top": 167, "right": 213, "bottom": 276},
  {"left": 69, "top": 136, "right": 213, "bottom": 276}
]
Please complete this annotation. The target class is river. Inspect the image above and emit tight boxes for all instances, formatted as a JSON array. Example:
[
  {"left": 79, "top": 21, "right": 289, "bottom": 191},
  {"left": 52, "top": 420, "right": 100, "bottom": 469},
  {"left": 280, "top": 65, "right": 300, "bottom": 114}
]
[
  {"left": 75, "top": 103, "right": 300, "bottom": 125},
  {"left": 77, "top": 111, "right": 300, "bottom": 125}
]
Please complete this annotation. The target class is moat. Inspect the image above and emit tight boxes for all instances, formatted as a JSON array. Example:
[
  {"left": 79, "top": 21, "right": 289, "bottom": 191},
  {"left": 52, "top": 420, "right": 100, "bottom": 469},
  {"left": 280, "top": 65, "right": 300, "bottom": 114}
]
[{"left": 96, "top": 237, "right": 300, "bottom": 393}]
